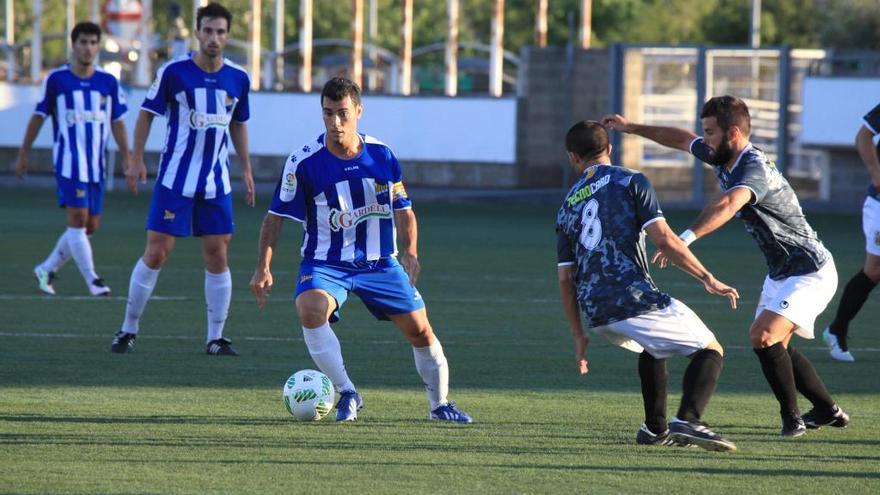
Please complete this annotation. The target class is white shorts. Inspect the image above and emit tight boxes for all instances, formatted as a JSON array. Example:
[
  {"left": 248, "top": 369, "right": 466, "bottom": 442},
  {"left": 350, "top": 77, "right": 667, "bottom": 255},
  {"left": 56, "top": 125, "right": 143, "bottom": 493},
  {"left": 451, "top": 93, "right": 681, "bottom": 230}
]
[
  {"left": 863, "top": 197, "right": 880, "bottom": 256},
  {"left": 754, "top": 257, "right": 838, "bottom": 339},
  {"left": 592, "top": 298, "right": 715, "bottom": 359}
]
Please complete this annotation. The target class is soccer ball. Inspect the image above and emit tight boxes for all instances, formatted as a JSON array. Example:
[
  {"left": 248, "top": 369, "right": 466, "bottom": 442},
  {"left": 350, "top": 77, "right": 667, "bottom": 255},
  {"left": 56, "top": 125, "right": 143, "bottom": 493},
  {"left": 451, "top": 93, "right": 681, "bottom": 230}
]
[{"left": 282, "top": 369, "right": 335, "bottom": 421}]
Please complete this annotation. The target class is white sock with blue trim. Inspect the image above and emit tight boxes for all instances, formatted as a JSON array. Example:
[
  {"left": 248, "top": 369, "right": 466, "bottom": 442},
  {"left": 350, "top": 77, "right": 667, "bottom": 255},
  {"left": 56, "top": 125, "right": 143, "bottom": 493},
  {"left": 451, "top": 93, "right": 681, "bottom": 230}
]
[
  {"left": 302, "top": 322, "right": 355, "bottom": 393},
  {"left": 413, "top": 339, "right": 449, "bottom": 410}
]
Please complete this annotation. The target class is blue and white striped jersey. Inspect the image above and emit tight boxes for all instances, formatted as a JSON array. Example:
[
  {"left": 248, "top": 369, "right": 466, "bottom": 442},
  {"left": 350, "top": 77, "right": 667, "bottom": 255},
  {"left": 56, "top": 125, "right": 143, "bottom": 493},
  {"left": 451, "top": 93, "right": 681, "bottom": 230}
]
[
  {"left": 34, "top": 65, "right": 127, "bottom": 184},
  {"left": 269, "top": 133, "right": 413, "bottom": 264},
  {"left": 142, "top": 54, "right": 250, "bottom": 199}
]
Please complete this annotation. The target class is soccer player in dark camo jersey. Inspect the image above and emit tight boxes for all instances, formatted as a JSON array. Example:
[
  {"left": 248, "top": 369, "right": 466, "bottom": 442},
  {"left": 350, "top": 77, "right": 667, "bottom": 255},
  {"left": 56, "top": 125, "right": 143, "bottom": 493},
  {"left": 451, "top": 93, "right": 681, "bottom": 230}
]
[
  {"left": 821, "top": 101, "right": 880, "bottom": 362},
  {"left": 603, "top": 96, "right": 850, "bottom": 437},
  {"left": 557, "top": 121, "right": 738, "bottom": 451}
]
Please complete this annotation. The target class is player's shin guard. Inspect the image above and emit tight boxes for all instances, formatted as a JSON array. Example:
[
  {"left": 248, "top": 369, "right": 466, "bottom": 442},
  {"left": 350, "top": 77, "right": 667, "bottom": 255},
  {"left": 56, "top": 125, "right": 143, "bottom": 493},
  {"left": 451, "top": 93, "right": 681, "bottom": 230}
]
[
  {"left": 412, "top": 339, "right": 449, "bottom": 410},
  {"left": 788, "top": 346, "right": 835, "bottom": 411},
  {"left": 204, "top": 269, "right": 232, "bottom": 342},
  {"left": 677, "top": 349, "right": 723, "bottom": 423},
  {"left": 122, "top": 258, "right": 160, "bottom": 334},
  {"left": 302, "top": 322, "right": 356, "bottom": 393},
  {"left": 829, "top": 270, "right": 877, "bottom": 337},
  {"left": 65, "top": 227, "right": 98, "bottom": 284},
  {"left": 754, "top": 343, "right": 800, "bottom": 416},
  {"left": 638, "top": 351, "right": 668, "bottom": 434}
]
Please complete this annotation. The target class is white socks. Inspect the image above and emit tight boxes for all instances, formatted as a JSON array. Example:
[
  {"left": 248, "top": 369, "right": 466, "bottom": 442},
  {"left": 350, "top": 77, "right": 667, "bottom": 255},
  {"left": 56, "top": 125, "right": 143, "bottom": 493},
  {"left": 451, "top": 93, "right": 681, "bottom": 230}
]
[
  {"left": 65, "top": 227, "right": 98, "bottom": 284},
  {"left": 121, "top": 258, "right": 160, "bottom": 334},
  {"left": 205, "top": 270, "right": 232, "bottom": 342},
  {"left": 302, "top": 322, "right": 356, "bottom": 393},
  {"left": 412, "top": 339, "right": 449, "bottom": 410},
  {"left": 39, "top": 230, "right": 72, "bottom": 273}
]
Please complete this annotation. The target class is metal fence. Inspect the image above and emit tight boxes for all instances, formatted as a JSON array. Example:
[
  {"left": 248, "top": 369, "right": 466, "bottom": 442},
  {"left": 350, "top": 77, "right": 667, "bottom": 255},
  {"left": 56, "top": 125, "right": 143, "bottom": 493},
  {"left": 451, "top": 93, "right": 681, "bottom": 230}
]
[{"left": 610, "top": 45, "right": 828, "bottom": 203}]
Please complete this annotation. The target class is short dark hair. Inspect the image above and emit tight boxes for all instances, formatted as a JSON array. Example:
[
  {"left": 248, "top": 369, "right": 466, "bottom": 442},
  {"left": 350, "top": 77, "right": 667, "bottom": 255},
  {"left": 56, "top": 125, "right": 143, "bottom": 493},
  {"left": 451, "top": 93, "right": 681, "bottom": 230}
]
[
  {"left": 700, "top": 95, "right": 751, "bottom": 136},
  {"left": 321, "top": 77, "right": 362, "bottom": 107},
  {"left": 197, "top": 3, "right": 232, "bottom": 31},
  {"left": 565, "top": 120, "right": 610, "bottom": 160},
  {"left": 71, "top": 22, "right": 101, "bottom": 43}
]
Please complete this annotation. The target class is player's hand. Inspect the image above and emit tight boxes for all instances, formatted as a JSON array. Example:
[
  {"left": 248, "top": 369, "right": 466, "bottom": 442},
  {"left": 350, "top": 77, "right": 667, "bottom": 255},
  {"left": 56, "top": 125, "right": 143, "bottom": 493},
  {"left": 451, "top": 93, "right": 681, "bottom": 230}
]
[
  {"left": 242, "top": 170, "right": 255, "bottom": 207},
  {"left": 126, "top": 157, "right": 147, "bottom": 194},
  {"left": 250, "top": 267, "right": 273, "bottom": 309},
  {"left": 574, "top": 333, "right": 589, "bottom": 375},
  {"left": 14, "top": 154, "right": 28, "bottom": 179},
  {"left": 601, "top": 114, "right": 632, "bottom": 133},
  {"left": 651, "top": 249, "right": 671, "bottom": 269},
  {"left": 701, "top": 274, "right": 739, "bottom": 309},
  {"left": 400, "top": 252, "right": 420, "bottom": 286}
]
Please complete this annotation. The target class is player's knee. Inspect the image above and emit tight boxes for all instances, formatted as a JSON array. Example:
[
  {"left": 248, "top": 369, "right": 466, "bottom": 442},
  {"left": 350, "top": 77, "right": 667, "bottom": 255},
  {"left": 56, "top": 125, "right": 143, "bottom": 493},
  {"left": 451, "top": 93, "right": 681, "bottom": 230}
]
[
  {"left": 703, "top": 339, "right": 724, "bottom": 357},
  {"left": 296, "top": 295, "right": 330, "bottom": 327},
  {"left": 864, "top": 264, "right": 880, "bottom": 283},
  {"left": 749, "top": 327, "right": 775, "bottom": 348},
  {"left": 142, "top": 247, "right": 170, "bottom": 269}
]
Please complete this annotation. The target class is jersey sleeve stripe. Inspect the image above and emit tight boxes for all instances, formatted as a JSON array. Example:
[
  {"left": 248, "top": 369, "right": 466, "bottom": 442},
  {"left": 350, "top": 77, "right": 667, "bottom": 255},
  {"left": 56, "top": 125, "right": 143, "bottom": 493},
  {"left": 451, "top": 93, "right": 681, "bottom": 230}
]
[
  {"left": 688, "top": 136, "right": 702, "bottom": 153},
  {"left": 268, "top": 209, "right": 305, "bottom": 223},
  {"left": 557, "top": 261, "right": 576, "bottom": 267},
  {"left": 863, "top": 117, "right": 879, "bottom": 136},
  {"left": 641, "top": 216, "right": 665, "bottom": 229}
]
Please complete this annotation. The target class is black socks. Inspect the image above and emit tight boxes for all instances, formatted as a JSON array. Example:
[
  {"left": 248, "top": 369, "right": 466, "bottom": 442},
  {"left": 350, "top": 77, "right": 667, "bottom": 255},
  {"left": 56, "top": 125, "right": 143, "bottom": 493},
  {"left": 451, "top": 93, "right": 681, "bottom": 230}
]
[
  {"left": 677, "top": 349, "right": 723, "bottom": 423},
  {"left": 829, "top": 270, "right": 877, "bottom": 340},
  {"left": 788, "top": 346, "right": 835, "bottom": 412},
  {"left": 754, "top": 342, "right": 800, "bottom": 416},
  {"left": 638, "top": 351, "right": 668, "bottom": 434}
]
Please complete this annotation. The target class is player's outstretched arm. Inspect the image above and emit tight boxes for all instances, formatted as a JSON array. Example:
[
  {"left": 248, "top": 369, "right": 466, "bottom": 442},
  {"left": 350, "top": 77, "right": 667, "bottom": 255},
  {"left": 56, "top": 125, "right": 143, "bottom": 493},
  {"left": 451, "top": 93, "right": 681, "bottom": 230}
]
[
  {"left": 645, "top": 220, "right": 739, "bottom": 309},
  {"left": 856, "top": 125, "right": 880, "bottom": 187},
  {"left": 128, "top": 110, "right": 154, "bottom": 194},
  {"left": 229, "top": 121, "right": 255, "bottom": 207},
  {"left": 601, "top": 114, "right": 697, "bottom": 152},
  {"left": 651, "top": 187, "right": 752, "bottom": 268},
  {"left": 250, "top": 213, "right": 284, "bottom": 308},
  {"left": 15, "top": 114, "right": 46, "bottom": 178},
  {"left": 558, "top": 265, "right": 589, "bottom": 374},
  {"left": 394, "top": 209, "right": 421, "bottom": 286}
]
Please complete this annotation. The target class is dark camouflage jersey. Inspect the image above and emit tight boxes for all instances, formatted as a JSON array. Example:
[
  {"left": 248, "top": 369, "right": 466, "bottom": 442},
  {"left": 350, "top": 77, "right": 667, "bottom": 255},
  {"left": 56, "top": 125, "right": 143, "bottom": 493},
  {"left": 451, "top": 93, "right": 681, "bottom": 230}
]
[
  {"left": 557, "top": 164, "right": 671, "bottom": 327},
  {"left": 690, "top": 138, "right": 830, "bottom": 280},
  {"left": 862, "top": 103, "right": 880, "bottom": 201}
]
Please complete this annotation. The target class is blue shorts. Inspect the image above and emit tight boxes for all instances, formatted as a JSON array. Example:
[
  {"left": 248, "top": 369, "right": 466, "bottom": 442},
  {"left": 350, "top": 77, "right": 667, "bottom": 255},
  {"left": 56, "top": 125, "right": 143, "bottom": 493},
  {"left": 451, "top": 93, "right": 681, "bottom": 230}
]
[
  {"left": 146, "top": 185, "right": 234, "bottom": 237},
  {"left": 295, "top": 258, "right": 425, "bottom": 322},
  {"left": 56, "top": 176, "right": 103, "bottom": 215}
]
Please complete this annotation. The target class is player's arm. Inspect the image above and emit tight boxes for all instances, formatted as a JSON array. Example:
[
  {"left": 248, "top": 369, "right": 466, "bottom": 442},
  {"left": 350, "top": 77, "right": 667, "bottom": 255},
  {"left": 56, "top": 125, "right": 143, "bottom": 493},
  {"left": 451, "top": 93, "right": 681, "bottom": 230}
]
[
  {"left": 556, "top": 230, "right": 589, "bottom": 374},
  {"left": 110, "top": 119, "right": 131, "bottom": 178},
  {"left": 856, "top": 125, "right": 880, "bottom": 187},
  {"left": 601, "top": 114, "right": 697, "bottom": 152},
  {"left": 644, "top": 220, "right": 739, "bottom": 309},
  {"left": 14, "top": 114, "right": 46, "bottom": 178},
  {"left": 395, "top": 208, "right": 420, "bottom": 286},
  {"left": 229, "top": 120, "right": 256, "bottom": 207},
  {"left": 250, "top": 212, "right": 284, "bottom": 308},
  {"left": 128, "top": 110, "right": 154, "bottom": 194}
]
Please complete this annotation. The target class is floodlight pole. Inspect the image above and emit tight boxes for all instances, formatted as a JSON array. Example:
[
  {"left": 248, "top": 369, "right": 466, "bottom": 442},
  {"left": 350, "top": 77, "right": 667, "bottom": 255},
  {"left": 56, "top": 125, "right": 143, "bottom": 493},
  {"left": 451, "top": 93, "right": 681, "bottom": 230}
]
[
  {"left": 489, "top": 0, "right": 504, "bottom": 97},
  {"left": 299, "top": 0, "right": 313, "bottom": 92},
  {"left": 249, "top": 0, "right": 262, "bottom": 90},
  {"left": 367, "top": 0, "right": 378, "bottom": 91},
  {"left": 135, "top": 0, "right": 153, "bottom": 86},
  {"left": 750, "top": 0, "right": 761, "bottom": 48},
  {"left": 445, "top": 0, "right": 459, "bottom": 96},
  {"left": 400, "top": 0, "right": 413, "bottom": 95},
  {"left": 579, "top": 0, "right": 591, "bottom": 49},
  {"left": 90, "top": 0, "right": 100, "bottom": 22},
  {"left": 535, "top": 0, "right": 547, "bottom": 48},
  {"left": 5, "top": 0, "right": 14, "bottom": 81},
  {"left": 273, "top": 0, "right": 284, "bottom": 90},
  {"left": 66, "top": 0, "right": 75, "bottom": 56},
  {"left": 31, "top": 0, "right": 43, "bottom": 83},
  {"left": 352, "top": 0, "right": 364, "bottom": 89}
]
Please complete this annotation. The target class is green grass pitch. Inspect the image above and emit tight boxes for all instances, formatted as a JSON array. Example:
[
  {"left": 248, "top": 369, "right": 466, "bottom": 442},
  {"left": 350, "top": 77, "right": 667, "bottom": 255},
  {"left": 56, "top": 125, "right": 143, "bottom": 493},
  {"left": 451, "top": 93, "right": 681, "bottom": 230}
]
[{"left": 1, "top": 185, "right": 878, "bottom": 494}]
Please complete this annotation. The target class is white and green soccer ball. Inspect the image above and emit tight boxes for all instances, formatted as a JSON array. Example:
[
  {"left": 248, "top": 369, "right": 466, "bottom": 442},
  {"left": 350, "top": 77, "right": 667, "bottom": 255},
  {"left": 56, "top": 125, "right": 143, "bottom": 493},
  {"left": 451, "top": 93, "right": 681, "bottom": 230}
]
[{"left": 282, "top": 369, "right": 335, "bottom": 421}]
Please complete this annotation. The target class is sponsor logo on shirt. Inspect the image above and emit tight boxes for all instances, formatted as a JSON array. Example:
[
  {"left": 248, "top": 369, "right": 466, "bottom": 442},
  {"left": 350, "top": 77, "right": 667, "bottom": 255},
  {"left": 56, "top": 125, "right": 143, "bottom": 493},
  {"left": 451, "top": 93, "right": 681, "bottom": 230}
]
[
  {"left": 188, "top": 110, "right": 231, "bottom": 129},
  {"left": 163, "top": 209, "right": 176, "bottom": 220},
  {"left": 328, "top": 204, "right": 392, "bottom": 231},
  {"left": 566, "top": 174, "right": 611, "bottom": 207},
  {"left": 65, "top": 109, "right": 107, "bottom": 125}
]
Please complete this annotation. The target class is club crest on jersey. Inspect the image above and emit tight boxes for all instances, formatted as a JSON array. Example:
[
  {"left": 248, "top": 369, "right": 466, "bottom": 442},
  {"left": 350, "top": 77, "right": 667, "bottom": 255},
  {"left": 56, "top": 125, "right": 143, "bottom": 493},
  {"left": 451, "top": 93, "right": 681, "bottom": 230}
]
[
  {"left": 374, "top": 183, "right": 389, "bottom": 194},
  {"left": 188, "top": 110, "right": 231, "bottom": 129},
  {"left": 224, "top": 96, "right": 236, "bottom": 111},
  {"left": 328, "top": 204, "right": 392, "bottom": 231}
]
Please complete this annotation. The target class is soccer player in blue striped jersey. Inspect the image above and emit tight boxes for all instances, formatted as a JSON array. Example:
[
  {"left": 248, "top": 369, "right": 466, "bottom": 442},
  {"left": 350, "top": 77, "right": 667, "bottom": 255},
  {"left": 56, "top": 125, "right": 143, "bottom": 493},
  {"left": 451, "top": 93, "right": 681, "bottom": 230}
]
[
  {"left": 110, "top": 3, "right": 255, "bottom": 356},
  {"left": 250, "top": 77, "right": 472, "bottom": 423},
  {"left": 16, "top": 22, "right": 130, "bottom": 297}
]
